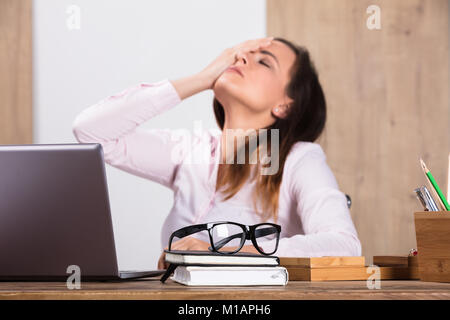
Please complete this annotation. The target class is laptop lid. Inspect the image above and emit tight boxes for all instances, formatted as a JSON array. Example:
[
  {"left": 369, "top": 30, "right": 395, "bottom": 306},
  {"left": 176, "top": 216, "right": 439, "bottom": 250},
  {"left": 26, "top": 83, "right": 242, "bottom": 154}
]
[{"left": 0, "top": 143, "right": 120, "bottom": 280}]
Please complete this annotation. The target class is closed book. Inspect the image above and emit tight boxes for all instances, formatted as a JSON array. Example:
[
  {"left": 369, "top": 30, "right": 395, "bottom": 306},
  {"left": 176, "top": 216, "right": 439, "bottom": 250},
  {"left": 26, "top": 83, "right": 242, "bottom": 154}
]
[
  {"left": 171, "top": 265, "right": 289, "bottom": 286},
  {"left": 164, "top": 250, "right": 280, "bottom": 266}
]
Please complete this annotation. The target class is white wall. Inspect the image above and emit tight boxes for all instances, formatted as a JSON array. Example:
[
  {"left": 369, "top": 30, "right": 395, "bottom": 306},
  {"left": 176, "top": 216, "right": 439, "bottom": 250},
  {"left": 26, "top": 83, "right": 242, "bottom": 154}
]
[{"left": 33, "top": 0, "right": 266, "bottom": 270}]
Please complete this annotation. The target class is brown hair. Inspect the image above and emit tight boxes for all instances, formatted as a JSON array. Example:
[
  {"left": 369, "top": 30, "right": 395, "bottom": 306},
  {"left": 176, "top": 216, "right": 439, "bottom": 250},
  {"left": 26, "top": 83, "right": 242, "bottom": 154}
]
[{"left": 213, "top": 37, "right": 326, "bottom": 223}]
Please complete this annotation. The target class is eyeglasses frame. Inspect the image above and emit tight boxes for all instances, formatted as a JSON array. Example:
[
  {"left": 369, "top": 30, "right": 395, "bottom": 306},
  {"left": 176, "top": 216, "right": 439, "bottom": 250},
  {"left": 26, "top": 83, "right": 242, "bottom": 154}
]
[{"left": 167, "top": 221, "right": 281, "bottom": 256}]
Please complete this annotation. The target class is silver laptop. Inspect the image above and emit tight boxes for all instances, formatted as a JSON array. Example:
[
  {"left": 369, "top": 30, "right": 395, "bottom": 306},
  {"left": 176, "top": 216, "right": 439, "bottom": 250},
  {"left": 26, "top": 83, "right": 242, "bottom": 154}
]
[{"left": 0, "top": 143, "right": 164, "bottom": 281}]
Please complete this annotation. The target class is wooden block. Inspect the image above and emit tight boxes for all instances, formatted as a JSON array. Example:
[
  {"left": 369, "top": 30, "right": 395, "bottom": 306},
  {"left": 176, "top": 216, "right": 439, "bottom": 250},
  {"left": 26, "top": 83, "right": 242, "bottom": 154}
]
[
  {"left": 408, "top": 256, "right": 418, "bottom": 267},
  {"left": 286, "top": 266, "right": 419, "bottom": 281},
  {"left": 373, "top": 255, "right": 418, "bottom": 268},
  {"left": 279, "top": 256, "right": 365, "bottom": 268},
  {"left": 287, "top": 266, "right": 367, "bottom": 281},
  {"left": 379, "top": 266, "right": 419, "bottom": 280},
  {"left": 373, "top": 256, "right": 408, "bottom": 267}
]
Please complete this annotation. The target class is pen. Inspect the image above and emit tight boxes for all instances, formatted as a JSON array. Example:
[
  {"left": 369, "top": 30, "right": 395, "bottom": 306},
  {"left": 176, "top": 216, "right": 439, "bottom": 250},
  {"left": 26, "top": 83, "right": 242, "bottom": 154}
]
[
  {"left": 420, "top": 158, "right": 450, "bottom": 211},
  {"left": 421, "top": 185, "right": 439, "bottom": 211},
  {"left": 414, "top": 187, "right": 428, "bottom": 211}
]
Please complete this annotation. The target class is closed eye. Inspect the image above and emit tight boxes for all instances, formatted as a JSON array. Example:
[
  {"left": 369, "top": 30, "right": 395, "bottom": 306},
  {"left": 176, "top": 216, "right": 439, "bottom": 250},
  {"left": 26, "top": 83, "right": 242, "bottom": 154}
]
[{"left": 259, "top": 60, "right": 270, "bottom": 68}]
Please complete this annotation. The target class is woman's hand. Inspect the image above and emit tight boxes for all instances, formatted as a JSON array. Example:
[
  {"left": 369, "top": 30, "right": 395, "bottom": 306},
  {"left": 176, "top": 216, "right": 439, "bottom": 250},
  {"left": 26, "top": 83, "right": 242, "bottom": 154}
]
[
  {"left": 157, "top": 236, "right": 211, "bottom": 269},
  {"left": 170, "top": 37, "right": 274, "bottom": 101},
  {"left": 157, "top": 236, "right": 261, "bottom": 269},
  {"left": 198, "top": 37, "right": 274, "bottom": 90}
]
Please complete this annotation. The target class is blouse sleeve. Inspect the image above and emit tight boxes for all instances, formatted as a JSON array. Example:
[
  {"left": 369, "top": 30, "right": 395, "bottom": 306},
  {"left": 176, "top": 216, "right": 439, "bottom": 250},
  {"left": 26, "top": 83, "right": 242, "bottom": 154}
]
[
  {"left": 72, "top": 78, "right": 187, "bottom": 190},
  {"left": 259, "top": 143, "right": 362, "bottom": 257}
]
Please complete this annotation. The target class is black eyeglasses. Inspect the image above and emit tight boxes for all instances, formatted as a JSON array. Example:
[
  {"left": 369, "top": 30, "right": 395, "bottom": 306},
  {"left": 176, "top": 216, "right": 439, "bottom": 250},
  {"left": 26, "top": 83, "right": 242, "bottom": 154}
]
[{"left": 168, "top": 221, "right": 281, "bottom": 255}]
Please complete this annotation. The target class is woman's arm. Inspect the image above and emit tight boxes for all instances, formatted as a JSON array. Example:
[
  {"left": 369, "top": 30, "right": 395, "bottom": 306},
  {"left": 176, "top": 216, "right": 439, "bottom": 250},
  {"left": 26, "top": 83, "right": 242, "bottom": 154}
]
[
  {"left": 72, "top": 74, "right": 209, "bottom": 189},
  {"left": 72, "top": 38, "right": 274, "bottom": 192},
  {"left": 170, "top": 73, "right": 210, "bottom": 100},
  {"left": 259, "top": 143, "right": 362, "bottom": 257}
]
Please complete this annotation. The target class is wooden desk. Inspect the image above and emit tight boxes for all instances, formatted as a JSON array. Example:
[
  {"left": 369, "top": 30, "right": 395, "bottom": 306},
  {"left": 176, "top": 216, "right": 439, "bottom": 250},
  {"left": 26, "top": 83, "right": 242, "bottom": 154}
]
[{"left": 1, "top": 279, "right": 450, "bottom": 300}]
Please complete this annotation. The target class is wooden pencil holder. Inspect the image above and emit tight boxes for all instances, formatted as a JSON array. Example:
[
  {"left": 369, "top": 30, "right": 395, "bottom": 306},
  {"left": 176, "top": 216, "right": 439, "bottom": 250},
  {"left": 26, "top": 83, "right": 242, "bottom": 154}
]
[{"left": 414, "top": 211, "right": 450, "bottom": 282}]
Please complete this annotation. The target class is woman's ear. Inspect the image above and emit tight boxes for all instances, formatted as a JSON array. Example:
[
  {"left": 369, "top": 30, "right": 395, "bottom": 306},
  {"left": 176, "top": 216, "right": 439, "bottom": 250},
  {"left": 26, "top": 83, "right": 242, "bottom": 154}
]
[{"left": 272, "top": 103, "right": 291, "bottom": 119}]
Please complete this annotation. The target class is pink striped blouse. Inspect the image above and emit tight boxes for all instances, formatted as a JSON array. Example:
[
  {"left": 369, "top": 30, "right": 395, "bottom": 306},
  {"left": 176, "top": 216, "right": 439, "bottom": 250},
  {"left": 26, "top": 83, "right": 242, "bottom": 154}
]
[{"left": 72, "top": 78, "right": 362, "bottom": 257}]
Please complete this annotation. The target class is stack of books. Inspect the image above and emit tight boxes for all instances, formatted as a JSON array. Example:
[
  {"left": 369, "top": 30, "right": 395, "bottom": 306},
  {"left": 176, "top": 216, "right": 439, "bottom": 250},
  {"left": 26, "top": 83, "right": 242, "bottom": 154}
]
[{"left": 161, "top": 250, "right": 288, "bottom": 286}]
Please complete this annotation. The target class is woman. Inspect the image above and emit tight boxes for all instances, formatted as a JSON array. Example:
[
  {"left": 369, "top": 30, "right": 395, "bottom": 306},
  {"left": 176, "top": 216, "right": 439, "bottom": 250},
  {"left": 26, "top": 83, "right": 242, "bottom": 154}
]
[{"left": 72, "top": 37, "right": 362, "bottom": 270}]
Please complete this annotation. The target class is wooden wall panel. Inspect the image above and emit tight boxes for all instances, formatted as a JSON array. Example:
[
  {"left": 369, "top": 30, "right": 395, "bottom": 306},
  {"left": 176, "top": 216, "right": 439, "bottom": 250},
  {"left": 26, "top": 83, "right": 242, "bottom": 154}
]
[
  {"left": 267, "top": 0, "right": 449, "bottom": 264},
  {"left": 0, "top": 0, "right": 32, "bottom": 144}
]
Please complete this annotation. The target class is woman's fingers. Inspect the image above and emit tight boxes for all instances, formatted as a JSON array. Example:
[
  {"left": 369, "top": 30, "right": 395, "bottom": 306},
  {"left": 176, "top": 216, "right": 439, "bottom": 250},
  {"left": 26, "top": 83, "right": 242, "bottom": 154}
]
[
  {"left": 170, "top": 236, "right": 209, "bottom": 251},
  {"left": 157, "top": 252, "right": 166, "bottom": 269},
  {"left": 198, "top": 37, "right": 274, "bottom": 90},
  {"left": 170, "top": 237, "right": 190, "bottom": 250},
  {"left": 245, "top": 37, "right": 274, "bottom": 47},
  {"left": 237, "top": 37, "right": 273, "bottom": 52},
  {"left": 233, "top": 40, "right": 273, "bottom": 62},
  {"left": 234, "top": 38, "right": 273, "bottom": 62}
]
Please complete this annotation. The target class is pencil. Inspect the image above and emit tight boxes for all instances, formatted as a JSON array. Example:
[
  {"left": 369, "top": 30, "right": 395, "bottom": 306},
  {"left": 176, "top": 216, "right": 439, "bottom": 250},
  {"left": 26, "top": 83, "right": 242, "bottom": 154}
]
[
  {"left": 447, "top": 153, "right": 450, "bottom": 203},
  {"left": 420, "top": 158, "right": 450, "bottom": 211}
]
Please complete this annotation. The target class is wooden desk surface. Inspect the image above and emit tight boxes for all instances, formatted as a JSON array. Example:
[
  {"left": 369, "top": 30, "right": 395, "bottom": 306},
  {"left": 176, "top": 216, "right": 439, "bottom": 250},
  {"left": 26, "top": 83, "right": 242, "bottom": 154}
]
[{"left": 1, "top": 279, "right": 450, "bottom": 300}]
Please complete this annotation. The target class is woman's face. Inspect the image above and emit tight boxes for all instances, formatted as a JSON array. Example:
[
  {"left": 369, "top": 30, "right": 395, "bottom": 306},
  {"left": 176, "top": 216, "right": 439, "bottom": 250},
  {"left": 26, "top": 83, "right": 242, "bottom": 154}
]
[{"left": 213, "top": 40, "right": 297, "bottom": 124}]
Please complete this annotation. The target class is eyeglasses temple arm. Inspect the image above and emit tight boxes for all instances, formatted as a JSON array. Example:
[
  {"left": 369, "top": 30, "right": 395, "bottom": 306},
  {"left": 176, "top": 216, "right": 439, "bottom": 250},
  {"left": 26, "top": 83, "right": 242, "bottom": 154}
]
[{"left": 168, "top": 223, "right": 208, "bottom": 250}]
